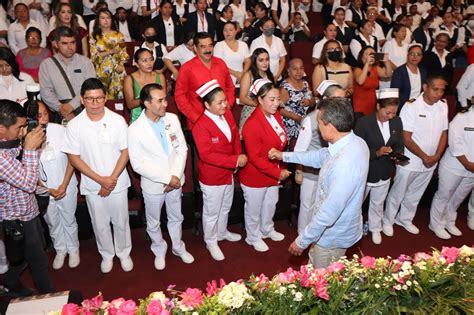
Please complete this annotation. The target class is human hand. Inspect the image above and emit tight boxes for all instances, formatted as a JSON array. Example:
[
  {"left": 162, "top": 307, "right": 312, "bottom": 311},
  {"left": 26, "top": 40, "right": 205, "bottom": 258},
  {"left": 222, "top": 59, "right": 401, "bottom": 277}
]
[
  {"left": 237, "top": 154, "right": 248, "bottom": 167},
  {"left": 54, "top": 184, "right": 67, "bottom": 200},
  {"left": 59, "top": 103, "right": 74, "bottom": 118},
  {"left": 98, "top": 187, "right": 112, "bottom": 197},
  {"left": 268, "top": 148, "right": 282, "bottom": 160},
  {"left": 279, "top": 169, "right": 291, "bottom": 181},
  {"left": 288, "top": 240, "right": 304, "bottom": 256},
  {"left": 163, "top": 185, "right": 174, "bottom": 193},
  {"left": 376, "top": 146, "right": 392, "bottom": 157},
  {"left": 99, "top": 176, "right": 117, "bottom": 191},
  {"left": 24, "top": 125, "right": 46, "bottom": 150},
  {"left": 295, "top": 170, "right": 303, "bottom": 185},
  {"left": 168, "top": 175, "right": 181, "bottom": 189},
  {"left": 422, "top": 155, "right": 437, "bottom": 168}
]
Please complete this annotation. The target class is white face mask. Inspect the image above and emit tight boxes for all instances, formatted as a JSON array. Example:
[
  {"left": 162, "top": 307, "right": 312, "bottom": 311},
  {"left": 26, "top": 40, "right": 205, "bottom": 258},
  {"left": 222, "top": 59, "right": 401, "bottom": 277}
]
[{"left": 468, "top": 20, "right": 474, "bottom": 29}]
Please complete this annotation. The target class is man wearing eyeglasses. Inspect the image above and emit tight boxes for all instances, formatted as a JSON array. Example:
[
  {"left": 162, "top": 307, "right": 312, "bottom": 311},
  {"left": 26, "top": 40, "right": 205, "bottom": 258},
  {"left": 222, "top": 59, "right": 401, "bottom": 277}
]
[{"left": 62, "top": 78, "right": 133, "bottom": 274}]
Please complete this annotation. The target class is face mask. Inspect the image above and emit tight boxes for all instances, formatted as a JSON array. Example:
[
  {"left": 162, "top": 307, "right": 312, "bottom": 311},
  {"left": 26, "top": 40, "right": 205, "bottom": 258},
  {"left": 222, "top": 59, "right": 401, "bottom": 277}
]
[
  {"left": 144, "top": 35, "right": 158, "bottom": 43},
  {"left": 468, "top": 20, "right": 474, "bottom": 29},
  {"left": 327, "top": 50, "right": 342, "bottom": 61},
  {"left": 263, "top": 27, "right": 275, "bottom": 36}
]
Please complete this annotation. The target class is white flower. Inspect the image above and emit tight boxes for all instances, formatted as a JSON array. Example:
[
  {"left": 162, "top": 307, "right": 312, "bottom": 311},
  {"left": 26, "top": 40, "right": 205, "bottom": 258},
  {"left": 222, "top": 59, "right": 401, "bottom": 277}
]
[
  {"left": 374, "top": 284, "right": 380, "bottom": 289},
  {"left": 406, "top": 280, "right": 412, "bottom": 286},
  {"left": 278, "top": 287, "right": 287, "bottom": 295},
  {"left": 294, "top": 292, "right": 303, "bottom": 302},
  {"left": 288, "top": 284, "right": 297, "bottom": 289},
  {"left": 394, "top": 284, "right": 401, "bottom": 291},
  {"left": 217, "top": 282, "right": 253, "bottom": 309},
  {"left": 192, "top": 312, "right": 199, "bottom": 315},
  {"left": 150, "top": 291, "right": 167, "bottom": 302},
  {"left": 402, "top": 285, "right": 408, "bottom": 290},
  {"left": 459, "top": 245, "right": 474, "bottom": 258}
]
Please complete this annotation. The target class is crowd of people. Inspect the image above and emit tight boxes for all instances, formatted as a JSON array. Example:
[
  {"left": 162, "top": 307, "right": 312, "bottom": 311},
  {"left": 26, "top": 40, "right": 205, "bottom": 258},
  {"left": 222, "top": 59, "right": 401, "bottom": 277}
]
[{"left": 0, "top": 0, "right": 474, "bottom": 298}]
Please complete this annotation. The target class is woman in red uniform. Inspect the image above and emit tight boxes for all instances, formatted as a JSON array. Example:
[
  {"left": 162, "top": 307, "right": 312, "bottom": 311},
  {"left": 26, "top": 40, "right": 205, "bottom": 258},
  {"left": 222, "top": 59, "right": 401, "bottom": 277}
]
[
  {"left": 240, "top": 79, "right": 291, "bottom": 252},
  {"left": 192, "top": 80, "right": 248, "bottom": 261}
]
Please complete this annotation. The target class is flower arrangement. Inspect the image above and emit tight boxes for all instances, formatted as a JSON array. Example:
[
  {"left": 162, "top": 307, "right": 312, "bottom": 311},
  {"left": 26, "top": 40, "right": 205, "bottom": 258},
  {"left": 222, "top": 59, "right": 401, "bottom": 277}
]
[{"left": 52, "top": 245, "right": 474, "bottom": 315}]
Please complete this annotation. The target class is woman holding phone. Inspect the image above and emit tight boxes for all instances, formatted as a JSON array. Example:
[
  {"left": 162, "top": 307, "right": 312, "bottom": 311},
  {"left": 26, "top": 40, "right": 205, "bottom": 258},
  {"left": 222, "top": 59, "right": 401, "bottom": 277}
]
[{"left": 354, "top": 88, "right": 404, "bottom": 245}]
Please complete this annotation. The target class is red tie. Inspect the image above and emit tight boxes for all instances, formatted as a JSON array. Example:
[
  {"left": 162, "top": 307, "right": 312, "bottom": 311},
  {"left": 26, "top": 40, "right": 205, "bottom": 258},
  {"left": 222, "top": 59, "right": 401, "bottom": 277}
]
[{"left": 201, "top": 13, "right": 205, "bottom": 32}]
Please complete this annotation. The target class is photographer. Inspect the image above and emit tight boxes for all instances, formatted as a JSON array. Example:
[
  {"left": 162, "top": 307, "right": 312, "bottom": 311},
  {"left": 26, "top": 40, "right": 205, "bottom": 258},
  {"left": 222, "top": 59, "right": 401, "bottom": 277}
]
[{"left": 0, "top": 99, "right": 54, "bottom": 296}]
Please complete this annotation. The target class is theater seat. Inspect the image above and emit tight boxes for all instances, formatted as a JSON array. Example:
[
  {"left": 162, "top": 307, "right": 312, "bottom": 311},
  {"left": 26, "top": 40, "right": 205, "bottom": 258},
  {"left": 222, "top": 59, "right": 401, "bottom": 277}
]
[
  {"left": 124, "top": 41, "right": 141, "bottom": 66},
  {"left": 105, "top": 99, "right": 126, "bottom": 118},
  {"left": 445, "top": 95, "right": 457, "bottom": 122},
  {"left": 290, "top": 41, "right": 314, "bottom": 63},
  {"left": 450, "top": 68, "right": 465, "bottom": 95}
]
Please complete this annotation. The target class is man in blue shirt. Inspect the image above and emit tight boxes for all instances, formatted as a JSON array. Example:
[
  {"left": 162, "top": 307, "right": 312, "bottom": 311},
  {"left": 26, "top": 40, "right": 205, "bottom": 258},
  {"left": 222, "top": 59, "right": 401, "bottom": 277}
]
[{"left": 269, "top": 98, "right": 369, "bottom": 268}]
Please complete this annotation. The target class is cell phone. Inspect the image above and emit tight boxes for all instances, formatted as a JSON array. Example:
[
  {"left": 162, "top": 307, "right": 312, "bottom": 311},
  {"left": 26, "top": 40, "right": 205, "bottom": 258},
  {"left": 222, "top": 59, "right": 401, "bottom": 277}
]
[
  {"left": 374, "top": 53, "right": 385, "bottom": 62},
  {"left": 393, "top": 153, "right": 410, "bottom": 166}
]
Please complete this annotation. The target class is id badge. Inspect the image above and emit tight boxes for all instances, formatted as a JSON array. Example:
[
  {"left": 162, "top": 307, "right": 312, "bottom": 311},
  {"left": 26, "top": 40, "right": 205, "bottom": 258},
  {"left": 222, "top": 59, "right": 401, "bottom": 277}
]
[
  {"left": 44, "top": 146, "right": 56, "bottom": 161},
  {"left": 169, "top": 132, "right": 179, "bottom": 148},
  {"left": 101, "top": 130, "right": 111, "bottom": 144}
]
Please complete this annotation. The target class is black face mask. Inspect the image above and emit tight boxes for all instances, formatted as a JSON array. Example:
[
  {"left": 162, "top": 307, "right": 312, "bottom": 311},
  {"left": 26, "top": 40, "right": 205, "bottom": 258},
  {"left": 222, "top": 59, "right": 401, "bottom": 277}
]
[
  {"left": 327, "top": 50, "right": 342, "bottom": 61},
  {"left": 145, "top": 35, "right": 158, "bottom": 43}
]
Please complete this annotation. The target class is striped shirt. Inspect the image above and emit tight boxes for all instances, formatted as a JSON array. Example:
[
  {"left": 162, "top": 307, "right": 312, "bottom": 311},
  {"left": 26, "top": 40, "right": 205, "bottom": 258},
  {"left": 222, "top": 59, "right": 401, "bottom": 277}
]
[{"left": 0, "top": 146, "right": 40, "bottom": 221}]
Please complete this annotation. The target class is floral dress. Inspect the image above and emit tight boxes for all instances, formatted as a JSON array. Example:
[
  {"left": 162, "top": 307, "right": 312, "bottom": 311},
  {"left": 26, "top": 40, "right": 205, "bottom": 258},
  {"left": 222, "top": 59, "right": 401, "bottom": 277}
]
[
  {"left": 90, "top": 31, "right": 129, "bottom": 99},
  {"left": 280, "top": 80, "right": 310, "bottom": 140}
]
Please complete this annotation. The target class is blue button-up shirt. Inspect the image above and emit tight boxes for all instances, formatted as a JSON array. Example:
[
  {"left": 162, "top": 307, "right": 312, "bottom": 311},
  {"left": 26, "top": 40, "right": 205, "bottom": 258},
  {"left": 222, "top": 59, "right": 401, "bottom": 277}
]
[
  {"left": 283, "top": 132, "right": 369, "bottom": 249},
  {"left": 147, "top": 116, "right": 169, "bottom": 154}
]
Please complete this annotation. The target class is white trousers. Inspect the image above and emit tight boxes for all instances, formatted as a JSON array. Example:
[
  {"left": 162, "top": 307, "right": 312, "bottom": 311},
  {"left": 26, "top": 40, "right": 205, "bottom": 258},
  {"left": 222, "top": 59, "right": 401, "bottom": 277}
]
[
  {"left": 469, "top": 191, "right": 474, "bottom": 219},
  {"left": 430, "top": 166, "right": 474, "bottom": 229},
  {"left": 298, "top": 176, "right": 318, "bottom": 235},
  {"left": 364, "top": 181, "right": 391, "bottom": 232},
  {"left": 43, "top": 189, "right": 79, "bottom": 255},
  {"left": 200, "top": 182, "right": 234, "bottom": 247},
  {"left": 143, "top": 188, "right": 186, "bottom": 258},
  {"left": 241, "top": 184, "right": 279, "bottom": 244},
  {"left": 383, "top": 167, "right": 434, "bottom": 226},
  {"left": 85, "top": 191, "right": 132, "bottom": 261}
]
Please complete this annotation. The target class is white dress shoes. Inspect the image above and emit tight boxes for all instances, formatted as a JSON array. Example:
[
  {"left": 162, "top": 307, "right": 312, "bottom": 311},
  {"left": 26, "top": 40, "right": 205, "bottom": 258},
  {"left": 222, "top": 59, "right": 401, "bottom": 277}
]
[
  {"left": 395, "top": 220, "right": 419, "bottom": 234},
  {"left": 207, "top": 245, "right": 225, "bottom": 261},
  {"left": 68, "top": 252, "right": 80, "bottom": 268},
  {"left": 173, "top": 250, "right": 194, "bottom": 264},
  {"left": 371, "top": 232, "right": 382, "bottom": 244},
  {"left": 154, "top": 256, "right": 166, "bottom": 270},
  {"left": 52, "top": 254, "right": 66, "bottom": 270},
  {"left": 445, "top": 225, "right": 462, "bottom": 236},
  {"left": 120, "top": 256, "right": 134, "bottom": 272},
  {"left": 100, "top": 259, "right": 113, "bottom": 273},
  {"left": 382, "top": 224, "right": 393, "bottom": 237},
  {"left": 217, "top": 231, "right": 242, "bottom": 242},
  {"left": 245, "top": 238, "right": 269, "bottom": 252},
  {"left": 264, "top": 231, "right": 285, "bottom": 241},
  {"left": 429, "top": 224, "right": 451, "bottom": 239}
]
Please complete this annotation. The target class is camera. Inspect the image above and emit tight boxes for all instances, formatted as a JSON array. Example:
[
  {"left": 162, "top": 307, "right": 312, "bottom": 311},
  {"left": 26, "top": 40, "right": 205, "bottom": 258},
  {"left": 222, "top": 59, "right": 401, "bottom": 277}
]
[
  {"left": 24, "top": 84, "right": 40, "bottom": 132},
  {"left": 373, "top": 53, "right": 385, "bottom": 62}
]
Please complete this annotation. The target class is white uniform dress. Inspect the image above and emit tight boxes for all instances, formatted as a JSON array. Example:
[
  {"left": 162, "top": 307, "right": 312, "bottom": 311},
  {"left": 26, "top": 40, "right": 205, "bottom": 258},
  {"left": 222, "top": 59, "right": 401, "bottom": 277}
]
[
  {"left": 293, "top": 110, "right": 321, "bottom": 234},
  {"left": 430, "top": 108, "right": 474, "bottom": 229},
  {"left": 41, "top": 123, "right": 79, "bottom": 256},
  {"left": 128, "top": 111, "right": 189, "bottom": 259},
  {"left": 62, "top": 108, "right": 132, "bottom": 262},
  {"left": 384, "top": 94, "right": 448, "bottom": 228}
]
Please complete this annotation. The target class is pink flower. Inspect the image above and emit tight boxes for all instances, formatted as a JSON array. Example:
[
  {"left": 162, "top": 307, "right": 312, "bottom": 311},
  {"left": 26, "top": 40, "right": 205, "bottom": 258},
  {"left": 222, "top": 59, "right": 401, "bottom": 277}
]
[
  {"left": 167, "top": 284, "right": 176, "bottom": 291},
  {"left": 360, "top": 256, "right": 376, "bottom": 269},
  {"left": 61, "top": 303, "right": 79, "bottom": 315},
  {"left": 313, "top": 277, "right": 330, "bottom": 301},
  {"left": 206, "top": 280, "right": 219, "bottom": 296},
  {"left": 441, "top": 246, "right": 461, "bottom": 264},
  {"left": 117, "top": 299, "right": 137, "bottom": 315},
  {"left": 180, "top": 288, "right": 203, "bottom": 309},
  {"left": 414, "top": 252, "right": 432, "bottom": 262},
  {"left": 277, "top": 268, "right": 299, "bottom": 284},
  {"left": 397, "top": 254, "right": 410, "bottom": 262},
  {"left": 147, "top": 300, "right": 170, "bottom": 315},
  {"left": 327, "top": 261, "right": 345, "bottom": 274}
]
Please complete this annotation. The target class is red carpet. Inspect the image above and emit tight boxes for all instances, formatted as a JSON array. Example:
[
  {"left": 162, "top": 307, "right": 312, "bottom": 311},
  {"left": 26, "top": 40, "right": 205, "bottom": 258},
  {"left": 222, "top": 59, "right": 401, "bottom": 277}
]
[{"left": 17, "top": 205, "right": 474, "bottom": 302}]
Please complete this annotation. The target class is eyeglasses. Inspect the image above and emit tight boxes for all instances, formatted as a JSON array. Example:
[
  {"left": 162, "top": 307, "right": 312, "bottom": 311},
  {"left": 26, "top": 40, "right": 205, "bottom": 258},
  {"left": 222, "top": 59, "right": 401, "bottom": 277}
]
[
  {"left": 408, "top": 52, "right": 423, "bottom": 57},
  {"left": 83, "top": 96, "right": 106, "bottom": 103}
]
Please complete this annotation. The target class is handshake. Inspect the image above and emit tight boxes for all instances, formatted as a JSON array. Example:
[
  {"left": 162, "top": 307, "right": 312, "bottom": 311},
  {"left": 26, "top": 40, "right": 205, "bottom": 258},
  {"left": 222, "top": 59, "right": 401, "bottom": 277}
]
[{"left": 268, "top": 148, "right": 291, "bottom": 181}]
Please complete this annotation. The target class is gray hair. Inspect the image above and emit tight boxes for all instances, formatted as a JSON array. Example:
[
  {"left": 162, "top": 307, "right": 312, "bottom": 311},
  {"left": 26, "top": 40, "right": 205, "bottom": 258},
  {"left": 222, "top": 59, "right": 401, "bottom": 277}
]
[
  {"left": 318, "top": 97, "right": 353, "bottom": 132},
  {"left": 323, "top": 84, "right": 344, "bottom": 98}
]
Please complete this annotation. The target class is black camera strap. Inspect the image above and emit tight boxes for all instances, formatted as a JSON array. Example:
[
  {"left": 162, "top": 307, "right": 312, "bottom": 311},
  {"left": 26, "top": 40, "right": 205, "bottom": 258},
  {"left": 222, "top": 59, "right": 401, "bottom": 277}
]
[
  {"left": 0, "top": 139, "right": 21, "bottom": 149},
  {"left": 51, "top": 56, "right": 76, "bottom": 100}
]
